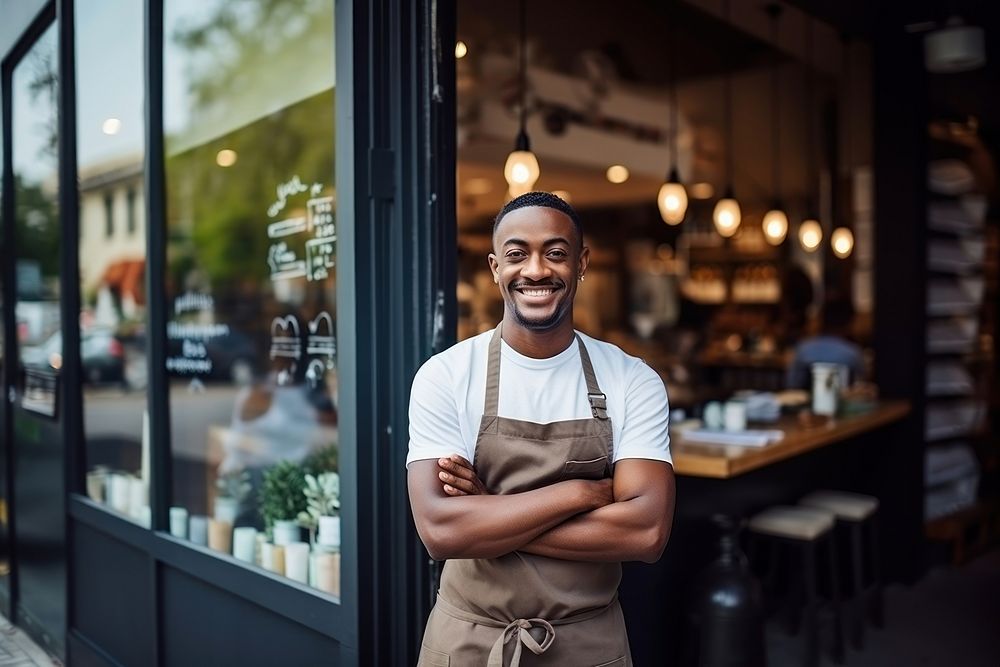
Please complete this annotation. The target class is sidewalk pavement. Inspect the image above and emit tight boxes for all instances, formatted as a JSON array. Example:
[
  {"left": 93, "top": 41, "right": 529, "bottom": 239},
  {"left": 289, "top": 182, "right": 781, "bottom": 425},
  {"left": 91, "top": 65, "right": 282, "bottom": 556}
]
[{"left": 0, "top": 618, "right": 59, "bottom": 667}]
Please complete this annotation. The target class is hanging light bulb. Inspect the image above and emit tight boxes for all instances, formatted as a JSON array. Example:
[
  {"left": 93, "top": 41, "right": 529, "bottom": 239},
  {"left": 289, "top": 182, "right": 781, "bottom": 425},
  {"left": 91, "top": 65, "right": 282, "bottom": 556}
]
[
  {"left": 713, "top": 188, "right": 741, "bottom": 237},
  {"left": 763, "top": 208, "right": 788, "bottom": 245},
  {"left": 761, "top": 4, "right": 786, "bottom": 247},
  {"left": 831, "top": 227, "right": 854, "bottom": 258},
  {"left": 658, "top": 0, "right": 687, "bottom": 225},
  {"left": 504, "top": 0, "right": 539, "bottom": 196},
  {"left": 504, "top": 130, "right": 539, "bottom": 196},
  {"left": 658, "top": 170, "right": 688, "bottom": 225},
  {"left": 799, "top": 219, "right": 823, "bottom": 251},
  {"left": 714, "top": 0, "right": 740, "bottom": 238}
]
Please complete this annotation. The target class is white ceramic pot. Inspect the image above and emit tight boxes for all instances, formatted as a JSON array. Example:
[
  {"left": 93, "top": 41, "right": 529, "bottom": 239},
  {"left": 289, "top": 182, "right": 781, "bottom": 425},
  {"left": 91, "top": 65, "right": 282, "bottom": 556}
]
[
  {"left": 273, "top": 519, "right": 301, "bottom": 546},
  {"left": 213, "top": 496, "right": 240, "bottom": 524},
  {"left": 317, "top": 515, "right": 341, "bottom": 549}
]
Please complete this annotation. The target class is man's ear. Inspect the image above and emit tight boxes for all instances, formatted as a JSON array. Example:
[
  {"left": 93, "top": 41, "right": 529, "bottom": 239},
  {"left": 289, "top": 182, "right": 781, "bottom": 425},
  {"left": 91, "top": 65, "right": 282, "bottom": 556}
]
[
  {"left": 488, "top": 253, "right": 500, "bottom": 283},
  {"left": 578, "top": 246, "right": 591, "bottom": 278}
]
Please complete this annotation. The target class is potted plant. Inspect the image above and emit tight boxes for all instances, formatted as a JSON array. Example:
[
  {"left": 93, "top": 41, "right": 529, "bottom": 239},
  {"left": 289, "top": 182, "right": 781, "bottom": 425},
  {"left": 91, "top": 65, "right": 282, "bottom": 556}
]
[
  {"left": 297, "top": 471, "right": 340, "bottom": 548},
  {"left": 214, "top": 469, "right": 252, "bottom": 524},
  {"left": 302, "top": 444, "right": 338, "bottom": 477},
  {"left": 260, "top": 461, "right": 308, "bottom": 546}
]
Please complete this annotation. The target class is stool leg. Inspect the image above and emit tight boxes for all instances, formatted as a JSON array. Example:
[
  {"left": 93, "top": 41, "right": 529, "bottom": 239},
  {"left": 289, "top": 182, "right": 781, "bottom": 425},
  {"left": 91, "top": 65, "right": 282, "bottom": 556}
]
[
  {"left": 801, "top": 541, "right": 819, "bottom": 667},
  {"left": 850, "top": 521, "right": 866, "bottom": 649},
  {"left": 826, "top": 532, "right": 846, "bottom": 664},
  {"left": 867, "top": 515, "right": 885, "bottom": 628}
]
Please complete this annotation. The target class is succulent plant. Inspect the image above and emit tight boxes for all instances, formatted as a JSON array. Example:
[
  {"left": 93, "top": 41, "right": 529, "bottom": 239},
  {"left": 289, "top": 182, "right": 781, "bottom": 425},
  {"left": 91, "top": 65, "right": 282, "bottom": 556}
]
[
  {"left": 215, "top": 469, "right": 252, "bottom": 502},
  {"left": 297, "top": 472, "right": 340, "bottom": 530}
]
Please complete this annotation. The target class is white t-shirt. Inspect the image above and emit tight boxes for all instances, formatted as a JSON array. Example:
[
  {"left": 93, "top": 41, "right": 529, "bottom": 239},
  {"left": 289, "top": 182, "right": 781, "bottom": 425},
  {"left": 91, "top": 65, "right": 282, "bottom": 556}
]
[{"left": 407, "top": 330, "right": 671, "bottom": 468}]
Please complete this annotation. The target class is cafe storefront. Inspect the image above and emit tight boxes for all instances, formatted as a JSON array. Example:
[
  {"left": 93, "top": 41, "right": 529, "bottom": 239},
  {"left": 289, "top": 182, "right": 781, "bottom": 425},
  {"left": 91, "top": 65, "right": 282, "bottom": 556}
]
[
  {"left": 1, "top": 0, "right": 453, "bottom": 664},
  {"left": 1, "top": 0, "right": 998, "bottom": 665}
]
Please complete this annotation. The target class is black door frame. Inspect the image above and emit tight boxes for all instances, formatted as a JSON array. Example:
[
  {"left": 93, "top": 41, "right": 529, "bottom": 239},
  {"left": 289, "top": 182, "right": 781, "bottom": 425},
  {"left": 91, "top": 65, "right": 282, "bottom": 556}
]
[{"left": 0, "top": 2, "right": 68, "bottom": 655}]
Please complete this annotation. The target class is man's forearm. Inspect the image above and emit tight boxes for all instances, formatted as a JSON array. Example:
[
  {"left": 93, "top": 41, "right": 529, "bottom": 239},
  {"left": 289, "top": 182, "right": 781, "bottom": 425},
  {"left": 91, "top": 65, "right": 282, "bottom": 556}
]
[
  {"left": 520, "top": 462, "right": 676, "bottom": 563},
  {"left": 409, "top": 463, "right": 611, "bottom": 560},
  {"left": 519, "top": 495, "right": 672, "bottom": 563}
]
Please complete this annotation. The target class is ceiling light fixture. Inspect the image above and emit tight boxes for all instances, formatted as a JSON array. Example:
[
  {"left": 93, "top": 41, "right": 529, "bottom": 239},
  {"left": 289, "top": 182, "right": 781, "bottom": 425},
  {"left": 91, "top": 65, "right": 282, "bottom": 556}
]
[
  {"left": 799, "top": 220, "right": 822, "bottom": 251},
  {"left": 831, "top": 227, "right": 854, "bottom": 258},
  {"left": 658, "top": 0, "right": 687, "bottom": 225},
  {"left": 503, "top": 0, "right": 540, "bottom": 197},
  {"left": 606, "top": 165, "right": 630, "bottom": 184},
  {"left": 799, "top": 15, "right": 822, "bottom": 252},
  {"left": 762, "top": 4, "right": 787, "bottom": 246},
  {"left": 713, "top": 0, "right": 741, "bottom": 238}
]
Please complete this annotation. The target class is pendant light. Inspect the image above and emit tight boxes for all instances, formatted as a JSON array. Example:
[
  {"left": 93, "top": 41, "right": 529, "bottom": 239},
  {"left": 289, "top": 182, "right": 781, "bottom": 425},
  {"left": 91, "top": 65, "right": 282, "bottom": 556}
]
[
  {"left": 713, "top": 0, "right": 741, "bottom": 238},
  {"left": 504, "top": 0, "right": 539, "bottom": 197},
  {"left": 832, "top": 227, "right": 854, "bottom": 258},
  {"left": 831, "top": 33, "right": 853, "bottom": 258},
  {"left": 799, "top": 16, "right": 822, "bottom": 252},
  {"left": 762, "top": 4, "right": 787, "bottom": 246},
  {"left": 658, "top": 0, "right": 687, "bottom": 225}
]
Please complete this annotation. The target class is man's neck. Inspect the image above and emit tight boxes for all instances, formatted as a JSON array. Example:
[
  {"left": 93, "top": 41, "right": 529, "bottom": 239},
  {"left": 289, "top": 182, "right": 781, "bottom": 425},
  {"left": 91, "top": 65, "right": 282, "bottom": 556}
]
[{"left": 501, "top": 315, "right": 576, "bottom": 359}]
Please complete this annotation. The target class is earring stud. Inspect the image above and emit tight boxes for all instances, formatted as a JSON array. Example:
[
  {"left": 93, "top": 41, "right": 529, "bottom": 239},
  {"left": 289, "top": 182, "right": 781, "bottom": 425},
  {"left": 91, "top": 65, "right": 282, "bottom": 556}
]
[{"left": 579, "top": 274, "right": 585, "bottom": 282}]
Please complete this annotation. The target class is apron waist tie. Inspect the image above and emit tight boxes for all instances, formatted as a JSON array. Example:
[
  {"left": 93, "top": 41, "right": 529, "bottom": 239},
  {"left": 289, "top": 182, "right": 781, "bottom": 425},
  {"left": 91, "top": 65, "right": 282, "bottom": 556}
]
[{"left": 434, "top": 594, "right": 616, "bottom": 667}]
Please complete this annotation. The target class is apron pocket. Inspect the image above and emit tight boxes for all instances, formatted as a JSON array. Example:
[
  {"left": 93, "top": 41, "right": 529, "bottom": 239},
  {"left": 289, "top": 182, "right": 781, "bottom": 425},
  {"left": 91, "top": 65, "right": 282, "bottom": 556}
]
[
  {"left": 563, "top": 456, "right": 610, "bottom": 480},
  {"left": 417, "top": 646, "right": 450, "bottom": 667},
  {"left": 593, "top": 658, "right": 626, "bottom": 667}
]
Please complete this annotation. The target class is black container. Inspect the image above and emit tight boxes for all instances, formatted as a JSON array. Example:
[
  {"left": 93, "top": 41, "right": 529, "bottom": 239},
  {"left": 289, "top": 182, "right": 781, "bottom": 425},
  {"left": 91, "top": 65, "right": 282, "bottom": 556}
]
[{"left": 686, "top": 514, "right": 767, "bottom": 667}]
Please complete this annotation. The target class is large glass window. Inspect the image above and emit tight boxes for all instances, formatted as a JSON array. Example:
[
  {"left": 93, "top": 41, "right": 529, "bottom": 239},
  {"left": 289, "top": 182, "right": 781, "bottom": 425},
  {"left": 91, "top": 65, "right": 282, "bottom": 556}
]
[
  {"left": 164, "top": 0, "right": 340, "bottom": 598},
  {"left": 75, "top": 1, "right": 149, "bottom": 525}
]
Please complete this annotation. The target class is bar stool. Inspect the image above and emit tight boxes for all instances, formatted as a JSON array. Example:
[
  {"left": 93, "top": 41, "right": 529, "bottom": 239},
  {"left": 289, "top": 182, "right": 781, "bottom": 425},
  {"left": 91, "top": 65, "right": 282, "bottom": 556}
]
[
  {"left": 799, "top": 490, "right": 883, "bottom": 650},
  {"left": 748, "top": 506, "right": 846, "bottom": 667}
]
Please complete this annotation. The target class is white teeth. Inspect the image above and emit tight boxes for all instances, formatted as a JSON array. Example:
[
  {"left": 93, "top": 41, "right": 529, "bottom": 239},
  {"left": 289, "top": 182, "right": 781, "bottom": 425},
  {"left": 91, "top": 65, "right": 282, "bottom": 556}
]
[{"left": 523, "top": 289, "right": 553, "bottom": 297}]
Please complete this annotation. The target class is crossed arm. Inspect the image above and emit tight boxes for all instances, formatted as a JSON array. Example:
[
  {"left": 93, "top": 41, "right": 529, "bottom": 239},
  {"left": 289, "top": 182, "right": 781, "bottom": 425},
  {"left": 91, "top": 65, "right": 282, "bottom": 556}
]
[{"left": 407, "top": 455, "right": 675, "bottom": 563}]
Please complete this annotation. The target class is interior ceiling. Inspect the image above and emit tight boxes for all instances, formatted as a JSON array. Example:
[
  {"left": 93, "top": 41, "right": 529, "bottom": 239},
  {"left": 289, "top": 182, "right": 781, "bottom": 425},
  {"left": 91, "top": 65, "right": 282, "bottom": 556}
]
[
  {"left": 458, "top": 0, "right": 777, "bottom": 86},
  {"left": 456, "top": 0, "right": 840, "bottom": 224}
]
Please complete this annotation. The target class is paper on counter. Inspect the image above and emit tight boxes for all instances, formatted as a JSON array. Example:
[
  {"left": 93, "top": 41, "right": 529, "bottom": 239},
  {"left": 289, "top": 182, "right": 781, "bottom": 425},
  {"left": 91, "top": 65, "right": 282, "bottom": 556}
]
[{"left": 680, "top": 429, "right": 785, "bottom": 448}]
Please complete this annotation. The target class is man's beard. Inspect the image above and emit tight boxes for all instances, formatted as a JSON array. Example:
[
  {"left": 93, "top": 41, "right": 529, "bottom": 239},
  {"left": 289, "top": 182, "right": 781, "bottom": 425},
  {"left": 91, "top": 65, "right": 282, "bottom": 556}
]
[{"left": 508, "top": 299, "right": 571, "bottom": 331}]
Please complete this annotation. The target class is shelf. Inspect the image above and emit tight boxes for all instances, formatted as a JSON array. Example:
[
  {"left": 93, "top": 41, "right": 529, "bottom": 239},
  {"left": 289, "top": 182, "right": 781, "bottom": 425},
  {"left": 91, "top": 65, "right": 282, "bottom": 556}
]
[{"left": 687, "top": 247, "right": 780, "bottom": 263}]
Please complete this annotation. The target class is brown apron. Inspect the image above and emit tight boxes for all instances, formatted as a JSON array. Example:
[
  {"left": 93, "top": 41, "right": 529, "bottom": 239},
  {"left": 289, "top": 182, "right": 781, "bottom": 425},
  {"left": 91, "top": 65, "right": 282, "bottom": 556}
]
[{"left": 418, "top": 326, "right": 632, "bottom": 667}]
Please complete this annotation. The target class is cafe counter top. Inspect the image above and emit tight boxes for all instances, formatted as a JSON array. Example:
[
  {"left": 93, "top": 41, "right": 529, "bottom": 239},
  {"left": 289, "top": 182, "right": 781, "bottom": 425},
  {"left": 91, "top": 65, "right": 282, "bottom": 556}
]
[{"left": 670, "top": 400, "right": 911, "bottom": 479}]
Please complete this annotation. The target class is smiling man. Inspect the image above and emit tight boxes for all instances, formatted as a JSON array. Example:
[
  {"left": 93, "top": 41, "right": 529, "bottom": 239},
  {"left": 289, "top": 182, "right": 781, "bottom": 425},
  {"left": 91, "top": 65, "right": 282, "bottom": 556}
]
[{"left": 407, "top": 191, "right": 675, "bottom": 666}]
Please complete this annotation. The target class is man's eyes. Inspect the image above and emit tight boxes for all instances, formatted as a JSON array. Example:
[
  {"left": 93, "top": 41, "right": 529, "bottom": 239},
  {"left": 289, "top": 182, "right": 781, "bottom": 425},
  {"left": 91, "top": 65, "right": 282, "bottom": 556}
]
[{"left": 504, "top": 250, "right": 568, "bottom": 260}]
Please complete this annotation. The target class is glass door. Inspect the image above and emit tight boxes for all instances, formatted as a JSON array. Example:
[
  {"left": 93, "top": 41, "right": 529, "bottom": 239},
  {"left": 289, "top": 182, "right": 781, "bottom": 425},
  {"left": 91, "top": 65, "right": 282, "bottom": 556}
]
[{"left": 7, "top": 20, "right": 67, "bottom": 656}]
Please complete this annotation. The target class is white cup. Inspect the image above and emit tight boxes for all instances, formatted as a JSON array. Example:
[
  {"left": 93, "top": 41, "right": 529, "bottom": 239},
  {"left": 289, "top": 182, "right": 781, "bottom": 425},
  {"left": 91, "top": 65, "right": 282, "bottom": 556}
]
[
  {"left": 169, "top": 507, "right": 189, "bottom": 539},
  {"left": 189, "top": 515, "right": 209, "bottom": 546},
  {"left": 233, "top": 527, "right": 258, "bottom": 563},
  {"left": 703, "top": 401, "right": 724, "bottom": 430},
  {"left": 723, "top": 400, "right": 747, "bottom": 432},
  {"left": 285, "top": 542, "right": 310, "bottom": 583},
  {"left": 811, "top": 363, "right": 843, "bottom": 416},
  {"left": 108, "top": 474, "right": 132, "bottom": 514}
]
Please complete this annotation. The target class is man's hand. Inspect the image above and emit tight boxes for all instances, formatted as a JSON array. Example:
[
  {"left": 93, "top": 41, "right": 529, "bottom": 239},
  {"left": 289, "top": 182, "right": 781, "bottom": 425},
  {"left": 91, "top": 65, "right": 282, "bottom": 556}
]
[
  {"left": 437, "top": 456, "right": 615, "bottom": 511},
  {"left": 437, "top": 455, "right": 490, "bottom": 496}
]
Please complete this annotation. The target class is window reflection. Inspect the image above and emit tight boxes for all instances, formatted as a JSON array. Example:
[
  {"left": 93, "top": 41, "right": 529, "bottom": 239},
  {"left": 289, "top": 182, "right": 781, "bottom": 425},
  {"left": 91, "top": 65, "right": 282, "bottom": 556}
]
[
  {"left": 75, "top": 1, "right": 149, "bottom": 525},
  {"left": 164, "top": 0, "right": 340, "bottom": 597}
]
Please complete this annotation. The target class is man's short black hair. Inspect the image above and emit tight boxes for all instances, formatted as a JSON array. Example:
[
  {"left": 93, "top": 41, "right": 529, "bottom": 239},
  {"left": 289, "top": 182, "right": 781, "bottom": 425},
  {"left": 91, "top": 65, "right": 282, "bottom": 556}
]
[{"left": 493, "top": 191, "right": 583, "bottom": 247}]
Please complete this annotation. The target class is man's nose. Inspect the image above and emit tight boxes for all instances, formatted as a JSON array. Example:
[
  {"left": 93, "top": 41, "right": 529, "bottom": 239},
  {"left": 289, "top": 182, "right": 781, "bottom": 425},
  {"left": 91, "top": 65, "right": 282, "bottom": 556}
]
[{"left": 521, "top": 253, "right": 550, "bottom": 279}]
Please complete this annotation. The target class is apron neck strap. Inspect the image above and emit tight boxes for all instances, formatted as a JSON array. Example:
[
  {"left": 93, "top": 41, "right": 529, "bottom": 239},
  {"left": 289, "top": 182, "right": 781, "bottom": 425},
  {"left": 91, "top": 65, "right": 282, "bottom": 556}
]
[{"left": 484, "top": 325, "right": 608, "bottom": 420}]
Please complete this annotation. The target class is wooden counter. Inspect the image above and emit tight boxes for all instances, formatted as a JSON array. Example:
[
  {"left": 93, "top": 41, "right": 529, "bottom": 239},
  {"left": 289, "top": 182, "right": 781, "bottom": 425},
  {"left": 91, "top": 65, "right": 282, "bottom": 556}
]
[{"left": 671, "top": 400, "right": 911, "bottom": 478}]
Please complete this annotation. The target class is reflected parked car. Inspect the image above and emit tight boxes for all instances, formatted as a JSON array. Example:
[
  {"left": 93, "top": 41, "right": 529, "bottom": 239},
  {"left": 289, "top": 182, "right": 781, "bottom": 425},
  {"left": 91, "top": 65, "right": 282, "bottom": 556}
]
[{"left": 22, "top": 329, "right": 127, "bottom": 385}]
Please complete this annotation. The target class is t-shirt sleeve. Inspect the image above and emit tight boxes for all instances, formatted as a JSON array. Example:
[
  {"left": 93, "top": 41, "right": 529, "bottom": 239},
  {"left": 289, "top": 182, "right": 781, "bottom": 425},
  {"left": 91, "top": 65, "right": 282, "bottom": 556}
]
[
  {"left": 406, "top": 356, "right": 471, "bottom": 468},
  {"left": 615, "top": 362, "right": 672, "bottom": 464}
]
